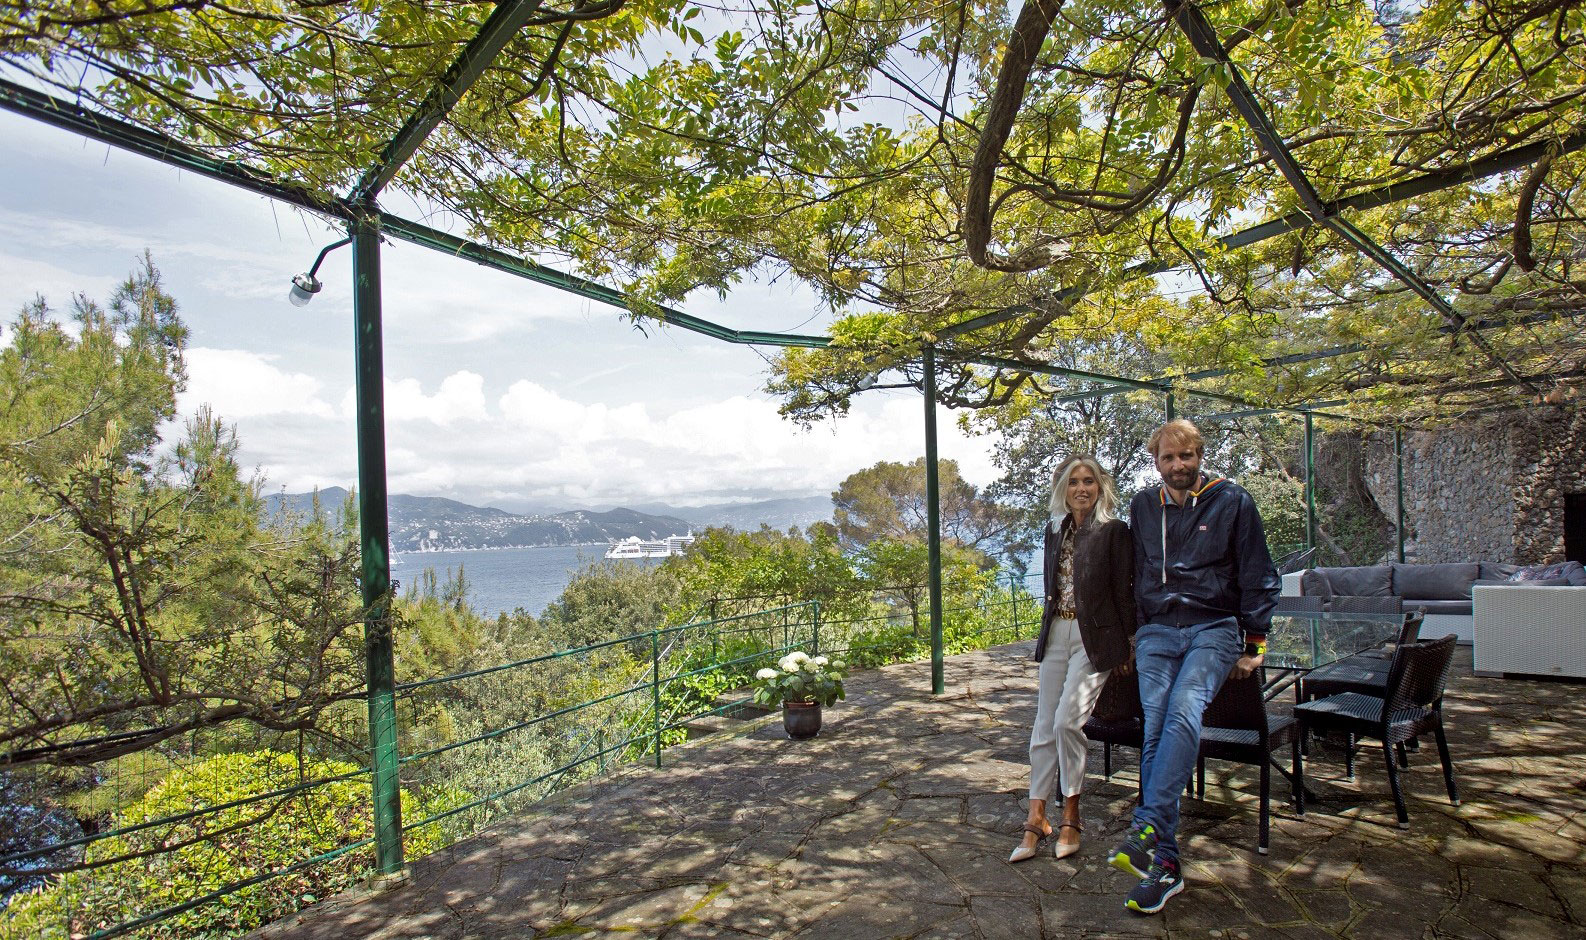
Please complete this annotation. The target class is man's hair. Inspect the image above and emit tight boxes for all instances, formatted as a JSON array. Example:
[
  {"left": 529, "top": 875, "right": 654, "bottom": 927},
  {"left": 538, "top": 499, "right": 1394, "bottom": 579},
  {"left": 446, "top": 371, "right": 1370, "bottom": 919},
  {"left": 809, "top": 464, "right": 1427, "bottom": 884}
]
[{"left": 1148, "top": 418, "right": 1205, "bottom": 458}]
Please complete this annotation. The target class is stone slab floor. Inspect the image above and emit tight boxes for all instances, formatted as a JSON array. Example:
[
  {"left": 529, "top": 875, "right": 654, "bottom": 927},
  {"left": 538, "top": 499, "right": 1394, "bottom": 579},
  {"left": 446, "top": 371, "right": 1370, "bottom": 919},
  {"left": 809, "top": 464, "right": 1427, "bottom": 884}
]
[{"left": 253, "top": 642, "right": 1586, "bottom": 939}]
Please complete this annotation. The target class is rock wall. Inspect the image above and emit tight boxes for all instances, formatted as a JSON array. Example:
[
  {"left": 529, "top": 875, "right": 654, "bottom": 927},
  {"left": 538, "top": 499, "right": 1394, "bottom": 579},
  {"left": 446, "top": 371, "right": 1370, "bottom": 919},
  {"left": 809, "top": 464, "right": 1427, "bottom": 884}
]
[
  {"left": 1361, "top": 405, "right": 1586, "bottom": 564},
  {"left": 1511, "top": 406, "right": 1586, "bottom": 563}
]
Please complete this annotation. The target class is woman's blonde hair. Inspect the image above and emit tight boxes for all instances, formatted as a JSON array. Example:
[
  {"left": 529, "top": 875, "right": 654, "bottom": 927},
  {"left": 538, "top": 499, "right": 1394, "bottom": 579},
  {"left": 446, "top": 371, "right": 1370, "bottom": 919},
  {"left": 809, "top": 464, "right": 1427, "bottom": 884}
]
[{"left": 1048, "top": 454, "right": 1119, "bottom": 530}]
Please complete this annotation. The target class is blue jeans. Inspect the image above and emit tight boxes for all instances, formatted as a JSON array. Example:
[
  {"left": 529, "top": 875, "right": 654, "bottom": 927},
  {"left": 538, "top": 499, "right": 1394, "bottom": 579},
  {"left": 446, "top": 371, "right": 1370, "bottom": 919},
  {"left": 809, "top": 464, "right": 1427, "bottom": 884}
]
[{"left": 1131, "top": 618, "right": 1242, "bottom": 861}]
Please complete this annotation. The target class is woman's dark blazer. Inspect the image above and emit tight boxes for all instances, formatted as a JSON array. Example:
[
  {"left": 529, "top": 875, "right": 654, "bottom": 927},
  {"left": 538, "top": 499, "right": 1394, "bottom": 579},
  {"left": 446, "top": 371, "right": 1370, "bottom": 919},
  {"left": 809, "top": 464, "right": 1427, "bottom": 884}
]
[{"left": 1034, "top": 517, "right": 1136, "bottom": 672}]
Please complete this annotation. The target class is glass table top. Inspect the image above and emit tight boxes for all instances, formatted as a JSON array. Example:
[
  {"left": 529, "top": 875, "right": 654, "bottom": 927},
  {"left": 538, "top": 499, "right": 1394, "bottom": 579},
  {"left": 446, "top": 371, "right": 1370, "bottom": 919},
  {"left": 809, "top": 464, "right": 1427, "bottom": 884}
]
[{"left": 1264, "top": 598, "right": 1407, "bottom": 671}]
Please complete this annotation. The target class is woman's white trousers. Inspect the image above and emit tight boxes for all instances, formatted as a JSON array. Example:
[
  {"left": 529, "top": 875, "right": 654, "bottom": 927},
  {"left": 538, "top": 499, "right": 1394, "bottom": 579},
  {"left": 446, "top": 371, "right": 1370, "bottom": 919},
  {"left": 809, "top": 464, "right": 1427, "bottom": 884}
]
[{"left": 1029, "top": 617, "right": 1108, "bottom": 800}]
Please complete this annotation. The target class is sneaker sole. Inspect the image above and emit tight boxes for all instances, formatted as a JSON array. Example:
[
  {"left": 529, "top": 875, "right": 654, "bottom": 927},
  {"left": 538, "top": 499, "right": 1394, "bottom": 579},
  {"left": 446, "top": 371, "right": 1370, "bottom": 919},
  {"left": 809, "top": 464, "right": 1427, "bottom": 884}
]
[
  {"left": 1125, "top": 877, "right": 1185, "bottom": 915},
  {"left": 1108, "top": 851, "right": 1148, "bottom": 880}
]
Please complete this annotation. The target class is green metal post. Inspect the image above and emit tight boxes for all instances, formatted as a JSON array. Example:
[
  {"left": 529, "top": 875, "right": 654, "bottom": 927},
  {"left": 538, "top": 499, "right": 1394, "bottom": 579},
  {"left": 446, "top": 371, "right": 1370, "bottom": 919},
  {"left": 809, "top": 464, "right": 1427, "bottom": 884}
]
[
  {"left": 651, "top": 630, "right": 663, "bottom": 767},
  {"left": 924, "top": 344, "right": 945, "bottom": 695},
  {"left": 1303, "top": 412, "right": 1316, "bottom": 552},
  {"left": 1165, "top": 389, "right": 1176, "bottom": 420},
  {"left": 1009, "top": 571, "right": 1018, "bottom": 638},
  {"left": 812, "top": 600, "right": 821, "bottom": 655},
  {"left": 1394, "top": 428, "right": 1406, "bottom": 563},
  {"left": 352, "top": 212, "right": 403, "bottom": 875}
]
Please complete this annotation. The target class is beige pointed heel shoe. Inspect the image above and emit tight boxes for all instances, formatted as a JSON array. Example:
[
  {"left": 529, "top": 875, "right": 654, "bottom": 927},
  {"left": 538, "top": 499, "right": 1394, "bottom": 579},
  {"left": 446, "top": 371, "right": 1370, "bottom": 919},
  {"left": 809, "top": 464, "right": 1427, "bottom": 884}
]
[
  {"left": 1052, "top": 821, "right": 1083, "bottom": 860},
  {"left": 1008, "top": 824, "right": 1050, "bottom": 863}
]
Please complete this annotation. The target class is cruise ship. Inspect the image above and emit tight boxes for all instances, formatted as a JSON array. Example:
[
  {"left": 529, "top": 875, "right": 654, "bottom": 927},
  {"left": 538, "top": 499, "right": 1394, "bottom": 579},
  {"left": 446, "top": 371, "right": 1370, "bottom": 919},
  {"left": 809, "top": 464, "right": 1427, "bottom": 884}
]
[{"left": 604, "top": 532, "right": 696, "bottom": 559}]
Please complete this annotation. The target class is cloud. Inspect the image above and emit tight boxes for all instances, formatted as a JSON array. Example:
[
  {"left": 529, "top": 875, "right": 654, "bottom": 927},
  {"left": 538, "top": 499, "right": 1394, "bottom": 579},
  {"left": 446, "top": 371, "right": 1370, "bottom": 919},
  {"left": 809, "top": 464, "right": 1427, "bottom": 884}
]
[
  {"left": 342, "top": 371, "right": 489, "bottom": 424},
  {"left": 181, "top": 347, "right": 336, "bottom": 419}
]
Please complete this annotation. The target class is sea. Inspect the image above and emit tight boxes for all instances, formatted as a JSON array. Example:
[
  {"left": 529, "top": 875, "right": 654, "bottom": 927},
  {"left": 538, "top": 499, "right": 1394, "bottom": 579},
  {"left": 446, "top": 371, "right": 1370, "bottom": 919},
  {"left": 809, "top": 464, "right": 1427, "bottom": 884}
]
[
  {"left": 393, "top": 544, "right": 1045, "bottom": 618},
  {"left": 391, "top": 544, "right": 660, "bottom": 617}
]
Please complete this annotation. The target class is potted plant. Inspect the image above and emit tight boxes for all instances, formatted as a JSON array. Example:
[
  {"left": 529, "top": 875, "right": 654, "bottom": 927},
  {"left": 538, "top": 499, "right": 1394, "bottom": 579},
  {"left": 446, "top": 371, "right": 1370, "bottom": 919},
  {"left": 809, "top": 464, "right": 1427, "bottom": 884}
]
[{"left": 753, "top": 651, "right": 847, "bottom": 739}]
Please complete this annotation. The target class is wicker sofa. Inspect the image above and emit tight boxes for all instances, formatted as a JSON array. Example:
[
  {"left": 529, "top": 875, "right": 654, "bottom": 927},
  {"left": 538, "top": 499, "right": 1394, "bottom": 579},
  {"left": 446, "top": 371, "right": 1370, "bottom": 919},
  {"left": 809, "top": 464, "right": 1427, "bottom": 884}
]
[
  {"left": 1278, "top": 562, "right": 1514, "bottom": 644},
  {"left": 1282, "top": 561, "right": 1586, "bottom": 678}
]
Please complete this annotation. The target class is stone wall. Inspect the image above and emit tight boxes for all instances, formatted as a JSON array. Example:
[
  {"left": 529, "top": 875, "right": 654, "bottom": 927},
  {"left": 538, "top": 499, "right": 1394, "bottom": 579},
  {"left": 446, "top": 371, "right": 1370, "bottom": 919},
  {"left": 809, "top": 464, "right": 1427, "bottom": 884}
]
[{"left": 1361, "top": 405, "right": 1586, "bottom": 564}]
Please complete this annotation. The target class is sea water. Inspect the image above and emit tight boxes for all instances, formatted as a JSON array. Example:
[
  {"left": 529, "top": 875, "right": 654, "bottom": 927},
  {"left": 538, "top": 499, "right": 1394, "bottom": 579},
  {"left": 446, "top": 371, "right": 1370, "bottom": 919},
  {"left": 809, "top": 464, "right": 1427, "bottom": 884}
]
[
  {"left": 391, "top": 544, "right": 661, "bottom": 617},
  {"left": 393, "top": 544, "right": 1044, "bottom": 619}
]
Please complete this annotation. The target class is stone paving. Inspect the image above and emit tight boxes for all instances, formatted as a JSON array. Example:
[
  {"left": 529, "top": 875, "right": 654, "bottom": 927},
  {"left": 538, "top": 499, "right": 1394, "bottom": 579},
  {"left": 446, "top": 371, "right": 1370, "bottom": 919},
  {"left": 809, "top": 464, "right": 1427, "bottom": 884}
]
[{"left": 253, "top": 642, "right": 1586, "bottom": 939}]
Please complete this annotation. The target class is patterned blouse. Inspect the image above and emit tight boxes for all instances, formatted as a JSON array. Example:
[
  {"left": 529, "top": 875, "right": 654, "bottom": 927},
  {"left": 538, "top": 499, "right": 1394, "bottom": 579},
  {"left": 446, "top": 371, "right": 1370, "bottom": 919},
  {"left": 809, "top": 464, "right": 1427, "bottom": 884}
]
[{"left": 1057, "top": 521, "right": 1078, "bottom": 614}]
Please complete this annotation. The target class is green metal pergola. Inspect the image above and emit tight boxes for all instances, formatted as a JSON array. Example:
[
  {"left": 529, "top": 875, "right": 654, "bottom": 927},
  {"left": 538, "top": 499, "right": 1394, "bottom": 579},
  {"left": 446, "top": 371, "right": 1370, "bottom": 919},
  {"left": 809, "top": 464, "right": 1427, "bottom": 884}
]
[{"left": 1, "top": 0, "right": 1577, "bottom": 879}]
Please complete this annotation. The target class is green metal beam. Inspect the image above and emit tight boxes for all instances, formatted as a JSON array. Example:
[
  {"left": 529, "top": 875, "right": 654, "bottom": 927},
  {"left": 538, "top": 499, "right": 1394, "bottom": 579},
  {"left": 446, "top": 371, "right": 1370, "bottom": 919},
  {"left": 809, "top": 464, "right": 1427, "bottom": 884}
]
[
  {"left": 958, "top": 352, "right": 1168, "bottom": 393},
  {"left": 0, "top": 78, "right": 830, "bottom": 351},
  {"left": 351, "top": 211, "right": 403, "bottom": 874},
  {"left": 923, "top": 344, "right": 945, "bottom": 696},
  {"left": 1165, "top": 389, "right": 1176, "bottom": 420},
  {"left": 1165, "top": 0, "right": 1544, "bottom": 399},
  {"left": 350, "top": 0, "right": 549, "bottom": 202}
]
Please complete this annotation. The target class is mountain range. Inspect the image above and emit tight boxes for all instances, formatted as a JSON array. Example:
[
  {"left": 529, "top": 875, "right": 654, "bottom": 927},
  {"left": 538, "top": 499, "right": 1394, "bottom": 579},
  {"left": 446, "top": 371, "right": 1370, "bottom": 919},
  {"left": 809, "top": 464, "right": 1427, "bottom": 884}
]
[{"left": 263, "top": 488, "right": 834, "bottom": 552}]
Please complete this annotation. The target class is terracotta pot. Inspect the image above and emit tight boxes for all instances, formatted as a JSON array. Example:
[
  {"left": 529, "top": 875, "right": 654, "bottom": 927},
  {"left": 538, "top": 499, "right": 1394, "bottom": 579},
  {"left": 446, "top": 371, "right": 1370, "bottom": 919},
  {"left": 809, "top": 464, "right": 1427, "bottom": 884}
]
[{"left": 782, "top": 701, "right": 822, "bottom": 740}]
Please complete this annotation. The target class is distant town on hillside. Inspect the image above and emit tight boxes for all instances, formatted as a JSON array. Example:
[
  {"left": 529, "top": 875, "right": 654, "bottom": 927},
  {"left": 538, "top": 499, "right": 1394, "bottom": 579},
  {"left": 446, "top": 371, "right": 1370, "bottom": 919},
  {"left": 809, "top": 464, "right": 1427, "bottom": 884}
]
[{"left": 264, "top": 488, "right": 834, "bottom": 552}]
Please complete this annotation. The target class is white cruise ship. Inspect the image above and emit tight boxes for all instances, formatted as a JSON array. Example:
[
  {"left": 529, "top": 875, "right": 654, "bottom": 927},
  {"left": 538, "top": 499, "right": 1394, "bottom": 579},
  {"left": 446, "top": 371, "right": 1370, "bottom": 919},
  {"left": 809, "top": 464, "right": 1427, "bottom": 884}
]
[{"left": 604, "top": 532, "right": 696, "bottom": 559}]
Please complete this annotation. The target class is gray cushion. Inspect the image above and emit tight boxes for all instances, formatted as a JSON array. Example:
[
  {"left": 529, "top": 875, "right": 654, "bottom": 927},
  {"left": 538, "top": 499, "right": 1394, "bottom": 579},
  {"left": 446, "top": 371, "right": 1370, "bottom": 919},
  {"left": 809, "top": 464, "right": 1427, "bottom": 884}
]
[
  {"left": 1479, "top": 562, "right": 1518, "bottom": 581},
  {"left": 1404, "top": 599, "right": 1473, "bottom": 616},
  {"left": 1306, "top": 565, "right": 1393, "bottom": 597},
  {"left": 1393, "top": 563, "right": 1478, "bottom": 600},
  {"left": 1473, "top": 577, "right": 1573, "bottom": 589}
]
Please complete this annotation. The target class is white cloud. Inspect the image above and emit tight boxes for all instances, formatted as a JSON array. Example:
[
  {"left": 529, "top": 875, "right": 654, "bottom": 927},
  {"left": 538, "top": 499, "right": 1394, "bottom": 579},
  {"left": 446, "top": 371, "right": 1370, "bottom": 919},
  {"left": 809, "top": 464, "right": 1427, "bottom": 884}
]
[
  {"left": 182, "top": 347, "right": 336, "bottom": 419},
  {"left": 341, "top": 371, "right": 489, "bottom": 425}
]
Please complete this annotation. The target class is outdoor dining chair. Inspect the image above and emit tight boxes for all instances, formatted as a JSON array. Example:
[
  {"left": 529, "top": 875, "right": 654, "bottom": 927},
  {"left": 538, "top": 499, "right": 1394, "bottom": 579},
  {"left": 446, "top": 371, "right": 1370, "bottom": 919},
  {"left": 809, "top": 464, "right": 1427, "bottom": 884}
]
[
  {"left": 1083, "top": 668, "right": 1144, "bottom": 801},
  {"left": 1300, "top": 609, "right": 1426, "bottom": 777},
  {"left": 1292, "top": 634, "right": 1461, "bottom": 830},
  {"left": 1195, "top": 671, "right": 1303, "bottom": 855}
]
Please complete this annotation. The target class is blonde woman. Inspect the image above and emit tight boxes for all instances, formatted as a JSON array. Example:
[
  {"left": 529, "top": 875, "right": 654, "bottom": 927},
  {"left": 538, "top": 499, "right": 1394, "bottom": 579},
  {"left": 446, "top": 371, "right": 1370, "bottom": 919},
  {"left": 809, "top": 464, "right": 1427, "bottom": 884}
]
[{"left": 1011, "top": 454, "right": 1136, "bottom": 862}]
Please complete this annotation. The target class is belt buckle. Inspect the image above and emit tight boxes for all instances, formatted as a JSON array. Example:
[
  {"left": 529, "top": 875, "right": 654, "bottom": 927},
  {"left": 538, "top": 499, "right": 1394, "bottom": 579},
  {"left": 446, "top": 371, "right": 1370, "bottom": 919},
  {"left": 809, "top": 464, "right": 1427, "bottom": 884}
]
[{"left": 1059, "top": 608, "right": 1077, "bottom": 620}]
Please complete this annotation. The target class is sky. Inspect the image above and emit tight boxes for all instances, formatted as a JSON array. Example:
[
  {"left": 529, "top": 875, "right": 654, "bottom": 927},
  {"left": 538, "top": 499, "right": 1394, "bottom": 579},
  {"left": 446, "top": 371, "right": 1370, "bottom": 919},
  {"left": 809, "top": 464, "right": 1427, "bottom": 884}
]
[{"left": 0, "top": 109, "right": 1002, "bottom": 514}]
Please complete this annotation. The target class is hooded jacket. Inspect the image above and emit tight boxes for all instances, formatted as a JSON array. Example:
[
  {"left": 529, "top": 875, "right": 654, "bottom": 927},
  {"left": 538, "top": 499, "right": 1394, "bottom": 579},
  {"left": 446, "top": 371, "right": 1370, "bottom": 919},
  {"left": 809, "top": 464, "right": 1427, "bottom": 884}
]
[{"left": 1129, "top": 474, "right": 1279, "bottom": 642}]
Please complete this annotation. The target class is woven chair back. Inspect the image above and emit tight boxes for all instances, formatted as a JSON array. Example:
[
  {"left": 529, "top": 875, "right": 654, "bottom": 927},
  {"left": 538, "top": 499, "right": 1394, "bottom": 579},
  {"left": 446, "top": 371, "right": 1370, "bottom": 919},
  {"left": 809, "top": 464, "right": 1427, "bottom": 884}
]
[
  {"left": 1201, "top": 672, "right": 1267, "bottom": 733},
  {"left": 1090, "top": 669, "right": 1143, "bottom": 723},
  {"left": 1384, "top": 634, "right": 1457, "bottom": 715}
]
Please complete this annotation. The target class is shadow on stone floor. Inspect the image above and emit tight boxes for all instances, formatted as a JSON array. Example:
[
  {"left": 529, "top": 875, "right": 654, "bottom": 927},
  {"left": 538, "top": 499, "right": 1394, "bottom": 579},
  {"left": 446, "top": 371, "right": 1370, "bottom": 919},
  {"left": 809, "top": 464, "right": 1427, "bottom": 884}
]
[{"left": 251, "top": 643, "right": 1586, "bottom": 940}]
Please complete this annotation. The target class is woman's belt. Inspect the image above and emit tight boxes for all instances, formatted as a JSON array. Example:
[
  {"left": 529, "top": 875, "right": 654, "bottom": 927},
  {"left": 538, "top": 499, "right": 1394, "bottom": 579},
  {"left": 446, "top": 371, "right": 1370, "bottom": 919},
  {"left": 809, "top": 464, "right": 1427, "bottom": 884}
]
[{"left": 1057, "top": 607, "right": 1077, "bottom": 620}]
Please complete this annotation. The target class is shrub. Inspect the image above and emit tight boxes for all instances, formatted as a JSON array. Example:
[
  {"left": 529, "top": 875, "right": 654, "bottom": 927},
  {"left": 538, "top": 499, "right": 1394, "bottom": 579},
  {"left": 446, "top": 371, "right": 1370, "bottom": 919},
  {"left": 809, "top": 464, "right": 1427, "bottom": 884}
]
[{"left": 3, "top": 751, "right": 461, "bottom": 940}]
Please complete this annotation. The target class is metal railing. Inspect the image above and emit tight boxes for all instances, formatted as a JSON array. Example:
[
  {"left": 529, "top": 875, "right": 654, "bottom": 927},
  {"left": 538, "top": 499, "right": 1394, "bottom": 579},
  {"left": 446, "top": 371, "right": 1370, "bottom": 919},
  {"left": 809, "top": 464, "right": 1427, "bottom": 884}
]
[{"left": 3, "top": 585, "right": 1043, "bottom": 939}]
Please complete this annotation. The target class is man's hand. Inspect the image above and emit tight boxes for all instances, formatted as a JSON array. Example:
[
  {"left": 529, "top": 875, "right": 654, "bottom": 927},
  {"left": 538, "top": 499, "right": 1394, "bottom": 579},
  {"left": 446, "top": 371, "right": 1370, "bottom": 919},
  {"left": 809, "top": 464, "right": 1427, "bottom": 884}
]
[{"left": 1230, "top": 653, "right": 1264, "bottom": 679}]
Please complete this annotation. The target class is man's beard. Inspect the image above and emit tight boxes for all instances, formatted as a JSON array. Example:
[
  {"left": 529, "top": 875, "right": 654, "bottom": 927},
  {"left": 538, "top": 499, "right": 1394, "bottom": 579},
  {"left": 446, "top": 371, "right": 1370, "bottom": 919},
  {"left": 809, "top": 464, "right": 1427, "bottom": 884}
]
[{"left": 1163, "top": 468, "right": 1197, "bottom": 489}]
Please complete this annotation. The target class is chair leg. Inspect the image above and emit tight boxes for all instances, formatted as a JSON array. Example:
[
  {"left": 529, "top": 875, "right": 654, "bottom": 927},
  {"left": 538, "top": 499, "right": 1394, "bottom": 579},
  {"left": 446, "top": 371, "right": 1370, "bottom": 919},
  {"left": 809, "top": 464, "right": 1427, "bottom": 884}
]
[
  {"left": 1396, "top": 741, "right": 1410, "bottom": 769},
  {"left": 1433, "top": 719, "right": 1460, "bottom": 807},
  {"left": 1345, "top": 732, "right": 1356, "bottom": 780},
  {"left": 1292, "top": 736, "right": 1305, "bottom": 816},
  {"left": 1197, "top": 755, "right": 1206, "bottom": 799},
  {"left": 1104, "top": 742, "right": 1112, "bottom": 779},
  {"left": 1258, "top": 757, "right": 1271, "bottom": 855},
  {"left": 1382, "top": 742, "right": 1409, "bottom": 829}
]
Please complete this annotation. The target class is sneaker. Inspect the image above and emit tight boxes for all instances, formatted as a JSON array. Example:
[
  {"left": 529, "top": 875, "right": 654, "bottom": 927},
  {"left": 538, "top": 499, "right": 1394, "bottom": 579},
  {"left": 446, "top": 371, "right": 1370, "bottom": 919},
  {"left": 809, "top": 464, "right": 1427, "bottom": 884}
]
[
  {"left": 1108, "top": 822, "right": 1156, "bottom": 878},
  {"left": 1125, "top": 857, "right": 1185, "bottom": 915}
]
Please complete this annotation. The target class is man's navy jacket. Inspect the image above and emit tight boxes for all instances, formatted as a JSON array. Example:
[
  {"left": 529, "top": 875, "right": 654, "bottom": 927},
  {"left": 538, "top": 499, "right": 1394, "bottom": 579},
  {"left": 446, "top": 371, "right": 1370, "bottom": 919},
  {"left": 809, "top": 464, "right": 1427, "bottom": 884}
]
[{"left": 1129, "top": 474, "right": 1280, "bottom": 642}]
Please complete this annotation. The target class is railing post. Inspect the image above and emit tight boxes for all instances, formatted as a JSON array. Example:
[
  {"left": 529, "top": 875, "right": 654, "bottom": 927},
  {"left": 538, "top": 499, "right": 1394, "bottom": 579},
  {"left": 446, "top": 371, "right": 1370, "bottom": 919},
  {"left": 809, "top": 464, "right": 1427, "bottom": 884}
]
[
  {"left": 352, "top": 209, "right": 403, "bottom": 875},
  {"left": 923, "top": 343, "right": 945, "bottom": 695},
  {"left": 1009, "top": 570, "right": 1018, "bottom": 639},
  {"left": 1165, "top": 387, "right": 1176, "bottom": 420},
  {"left": 812, "top": 600, "right": 821, "bottom": 655},
  {"left": 651, "top": 630, "right": 663, "bottom": 768}
]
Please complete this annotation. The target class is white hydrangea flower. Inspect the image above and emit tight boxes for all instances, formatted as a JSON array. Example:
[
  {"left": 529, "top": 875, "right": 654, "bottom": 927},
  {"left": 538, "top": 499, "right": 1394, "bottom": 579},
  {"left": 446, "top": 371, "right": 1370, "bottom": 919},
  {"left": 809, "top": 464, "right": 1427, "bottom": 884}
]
[
  {"left": 813, "top": 656, "right": 829, "bottom": 667},
  {"left": 832, "top": 660, "right": 847, "bottom": 671},
  {"left": 756, "top": 668, "right": 778, "bottom": 680},
  {"left": 803, "top": 659, "right": 820, "bottom": 672},
  {"left": 787, "top": 651, "right": 810, "bottom": 664}
]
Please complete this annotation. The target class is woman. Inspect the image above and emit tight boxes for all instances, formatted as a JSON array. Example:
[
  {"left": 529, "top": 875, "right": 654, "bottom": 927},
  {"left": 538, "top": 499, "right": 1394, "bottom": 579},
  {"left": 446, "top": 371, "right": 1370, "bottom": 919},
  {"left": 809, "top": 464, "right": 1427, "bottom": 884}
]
[{"left": 1010, "top": 454, "right": 1135, "bottom": 862}]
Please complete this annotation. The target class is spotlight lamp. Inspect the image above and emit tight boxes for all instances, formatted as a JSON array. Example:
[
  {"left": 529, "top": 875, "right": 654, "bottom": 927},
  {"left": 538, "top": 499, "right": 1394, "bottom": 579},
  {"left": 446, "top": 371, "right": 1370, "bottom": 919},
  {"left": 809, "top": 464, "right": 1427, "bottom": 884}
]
[{"left": 287, "top": 235, "right": 353, "bottom": 306}]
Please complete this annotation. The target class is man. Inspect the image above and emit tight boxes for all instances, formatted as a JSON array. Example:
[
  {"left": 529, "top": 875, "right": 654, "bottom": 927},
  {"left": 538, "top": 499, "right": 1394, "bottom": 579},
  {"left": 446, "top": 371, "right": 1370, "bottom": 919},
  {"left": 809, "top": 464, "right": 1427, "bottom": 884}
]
[{"left": 1110, "top": 419, "right": 1280, "bottom": 914}]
